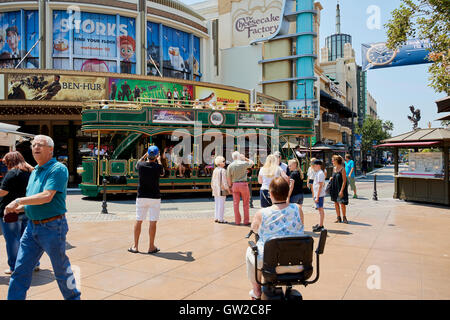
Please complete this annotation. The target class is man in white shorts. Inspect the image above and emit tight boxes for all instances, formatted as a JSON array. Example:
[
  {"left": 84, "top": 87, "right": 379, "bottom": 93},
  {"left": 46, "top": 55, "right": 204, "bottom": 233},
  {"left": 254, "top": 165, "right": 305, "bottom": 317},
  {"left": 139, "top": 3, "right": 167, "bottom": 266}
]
[{"left": 128, "top": 146, "right": 164, "bottom": 254}]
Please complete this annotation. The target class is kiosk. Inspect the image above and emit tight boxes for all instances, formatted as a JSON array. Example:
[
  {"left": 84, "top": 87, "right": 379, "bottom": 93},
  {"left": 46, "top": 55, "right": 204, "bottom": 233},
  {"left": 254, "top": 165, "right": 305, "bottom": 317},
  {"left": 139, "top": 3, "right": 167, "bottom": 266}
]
[{"left": 376, "top": 128, "right": 450, "bottom": 206}]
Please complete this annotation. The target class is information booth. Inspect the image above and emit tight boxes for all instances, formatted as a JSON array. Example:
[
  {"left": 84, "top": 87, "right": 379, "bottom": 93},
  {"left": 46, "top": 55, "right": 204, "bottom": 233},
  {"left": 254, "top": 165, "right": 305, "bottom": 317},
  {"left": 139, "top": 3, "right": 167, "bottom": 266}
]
[{"left": 377, "top": 128, "right": 450, "bottom": 206}]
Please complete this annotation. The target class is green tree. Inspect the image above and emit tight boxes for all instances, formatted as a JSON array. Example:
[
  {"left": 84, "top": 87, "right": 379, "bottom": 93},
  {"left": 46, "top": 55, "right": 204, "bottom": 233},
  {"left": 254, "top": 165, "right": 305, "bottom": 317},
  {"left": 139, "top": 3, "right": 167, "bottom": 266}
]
[
  {"left": 356, "top": 118, "right": 394, "bottom": 156},
  {"left": 385, "top": 0, "right": 450, "bottom": 93}
]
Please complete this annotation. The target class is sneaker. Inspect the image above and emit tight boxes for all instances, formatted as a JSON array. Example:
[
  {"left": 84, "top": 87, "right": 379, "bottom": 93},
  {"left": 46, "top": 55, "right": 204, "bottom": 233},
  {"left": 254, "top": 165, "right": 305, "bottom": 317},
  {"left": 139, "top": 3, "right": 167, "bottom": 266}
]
[
  {"left": 249, "top": 289, "right": 261, "bottom": 300},
  {"left": 4, "top": 269, "right": 12, "bottom": 275},
  {"left": 313, "top": 225, "right": 324, "bottom": 232},
  {"left": 335, "top": 216, "right": 342, "bottom": 223},
  {"left": 353, "top": 195, "right": 358, "bottom": 199},
  {"left": 312, "top": 224, "right": 319, "bottom": 230},
  {"left": 343, "top": 216, "right": 348, "bottom": 224}
]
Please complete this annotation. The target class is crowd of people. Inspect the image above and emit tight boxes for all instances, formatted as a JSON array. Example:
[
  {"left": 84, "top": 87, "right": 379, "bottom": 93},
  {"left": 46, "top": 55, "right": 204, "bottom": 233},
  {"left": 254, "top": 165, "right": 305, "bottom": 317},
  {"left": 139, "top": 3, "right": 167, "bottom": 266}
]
[{"left": 0, "top": 136, "right": 359, "bottom": 300}]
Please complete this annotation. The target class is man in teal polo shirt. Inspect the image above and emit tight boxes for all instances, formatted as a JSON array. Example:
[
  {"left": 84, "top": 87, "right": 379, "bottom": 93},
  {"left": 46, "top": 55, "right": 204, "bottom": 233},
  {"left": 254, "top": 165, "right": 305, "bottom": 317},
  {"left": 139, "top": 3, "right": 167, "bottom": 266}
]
[{"left": 5, "top": 135, "right": 80, "bottom": 300}]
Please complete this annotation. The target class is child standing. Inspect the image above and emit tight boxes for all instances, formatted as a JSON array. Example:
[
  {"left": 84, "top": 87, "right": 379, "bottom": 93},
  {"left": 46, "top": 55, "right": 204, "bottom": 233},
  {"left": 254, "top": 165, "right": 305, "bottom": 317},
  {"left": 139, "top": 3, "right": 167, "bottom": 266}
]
[
  {"left": 312, "top": 159, "right": 326, "bottom": 232},
  {"left": 307, "top": 157, "right": 316, "bottom": 208}
]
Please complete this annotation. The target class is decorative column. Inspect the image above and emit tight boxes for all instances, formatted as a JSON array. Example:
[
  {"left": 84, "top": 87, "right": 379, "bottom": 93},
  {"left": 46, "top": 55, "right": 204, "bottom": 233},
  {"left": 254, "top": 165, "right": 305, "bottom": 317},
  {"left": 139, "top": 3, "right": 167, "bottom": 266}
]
[
  {"left": 38, "top": 0, "right": 47, "bottom": 69},
  {"left": 138, "top": 0, "right": 147, "bottom": 75},
  {"left": 296, "top": 0, "right": 315, "bottom": 112}
]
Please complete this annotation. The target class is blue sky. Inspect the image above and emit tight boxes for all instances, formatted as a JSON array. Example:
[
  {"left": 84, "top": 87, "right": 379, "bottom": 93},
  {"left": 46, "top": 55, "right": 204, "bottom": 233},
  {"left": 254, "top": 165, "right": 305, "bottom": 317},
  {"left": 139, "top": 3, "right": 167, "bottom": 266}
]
[{"left": 181, "top": 0, "right": 447, "bottom": 135}]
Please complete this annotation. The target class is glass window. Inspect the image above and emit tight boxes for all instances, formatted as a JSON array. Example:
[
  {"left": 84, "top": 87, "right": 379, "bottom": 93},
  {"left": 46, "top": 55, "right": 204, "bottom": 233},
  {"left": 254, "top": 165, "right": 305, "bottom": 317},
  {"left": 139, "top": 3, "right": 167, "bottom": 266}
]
[
  {"left": 162, "top": 25, "right": 191, "bottom": 80},
  {"left": 52, "top": 10, "right": 136, "bottom": 74},
  {"left": 193, "top": 36, "right": 201, "bottom": 81},
  {"left": 0, "top": 10, "right": 39, "bottom": 69},
  {"left": 147, "top": 22, "right": 160, "bottom": 76}
]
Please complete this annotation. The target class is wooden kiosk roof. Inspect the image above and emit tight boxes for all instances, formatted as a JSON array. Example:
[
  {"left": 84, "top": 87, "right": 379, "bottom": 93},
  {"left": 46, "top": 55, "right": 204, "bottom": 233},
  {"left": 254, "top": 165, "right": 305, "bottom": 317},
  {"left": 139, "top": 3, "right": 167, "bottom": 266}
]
[{"left": 380, "top": 128, "right": 450, "bottom": 146}]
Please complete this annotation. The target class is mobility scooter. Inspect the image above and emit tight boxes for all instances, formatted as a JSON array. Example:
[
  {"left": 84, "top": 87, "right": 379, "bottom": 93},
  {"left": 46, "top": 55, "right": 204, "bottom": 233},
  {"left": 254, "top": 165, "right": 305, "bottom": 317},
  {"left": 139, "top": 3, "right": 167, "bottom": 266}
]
[{"left": 246, "top": 229, "right": 327, "bottom": 300}]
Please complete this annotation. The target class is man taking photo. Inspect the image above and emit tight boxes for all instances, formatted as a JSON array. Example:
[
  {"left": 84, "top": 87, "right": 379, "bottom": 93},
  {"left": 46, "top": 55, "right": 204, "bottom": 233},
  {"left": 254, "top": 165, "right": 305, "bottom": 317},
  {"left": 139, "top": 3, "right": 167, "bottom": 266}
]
[{"left": 129, "top": 146, "right": 165, "bottom": 254}]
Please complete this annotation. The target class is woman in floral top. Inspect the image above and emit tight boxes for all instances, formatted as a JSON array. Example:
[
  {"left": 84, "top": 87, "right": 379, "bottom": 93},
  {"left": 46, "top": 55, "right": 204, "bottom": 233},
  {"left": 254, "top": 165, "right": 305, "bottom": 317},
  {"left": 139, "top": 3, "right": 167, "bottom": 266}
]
[{"left": 246, "top": 177, "right": 304, "bottom": 299}]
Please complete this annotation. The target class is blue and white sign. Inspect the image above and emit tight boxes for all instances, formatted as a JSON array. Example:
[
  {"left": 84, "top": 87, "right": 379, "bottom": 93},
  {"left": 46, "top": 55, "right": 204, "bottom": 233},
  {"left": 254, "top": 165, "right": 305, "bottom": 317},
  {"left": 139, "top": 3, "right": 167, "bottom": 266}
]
[
  {"left": 354, "top": 134, "right": 362, "bottom": 150},
  {"left": 362, "top": 39, "right": 432, "bottom": 71},
  {"left": 52, "top": 10, "right": 136, "bottom": 73}
]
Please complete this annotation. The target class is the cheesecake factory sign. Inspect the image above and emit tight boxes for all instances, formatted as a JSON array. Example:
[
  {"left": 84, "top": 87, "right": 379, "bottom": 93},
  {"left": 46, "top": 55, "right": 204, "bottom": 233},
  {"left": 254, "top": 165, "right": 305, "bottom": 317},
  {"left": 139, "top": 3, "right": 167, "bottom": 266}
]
[{"left": 232, "top": 0, "right": 282, "bottom": 46}]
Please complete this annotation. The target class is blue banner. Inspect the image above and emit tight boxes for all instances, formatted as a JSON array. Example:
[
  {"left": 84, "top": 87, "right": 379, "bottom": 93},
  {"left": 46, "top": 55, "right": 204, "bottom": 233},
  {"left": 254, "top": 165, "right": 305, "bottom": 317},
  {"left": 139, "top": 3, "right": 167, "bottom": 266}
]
[
  {"left": 354, "top": 134, "right": 362, "bottom": 150},
  {"left": 362, "top": 39, "right": 432, "bottom": 71},
  {"left": 52, "top": 10, "right": 136, "bottom": 73},
  {"left": 0, "top": 10, "right": 39, "bottom": 68}
]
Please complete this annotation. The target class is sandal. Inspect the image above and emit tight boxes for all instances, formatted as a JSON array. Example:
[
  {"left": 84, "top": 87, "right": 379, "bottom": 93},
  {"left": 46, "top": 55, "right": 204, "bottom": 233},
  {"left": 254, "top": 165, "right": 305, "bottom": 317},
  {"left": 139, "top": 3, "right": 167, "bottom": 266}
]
[
  {"left": 128, "top": 247, "right": 139, "bottom": 254},
  {"left": 148, "top": 248, "right": 160, "bottom": 254}
]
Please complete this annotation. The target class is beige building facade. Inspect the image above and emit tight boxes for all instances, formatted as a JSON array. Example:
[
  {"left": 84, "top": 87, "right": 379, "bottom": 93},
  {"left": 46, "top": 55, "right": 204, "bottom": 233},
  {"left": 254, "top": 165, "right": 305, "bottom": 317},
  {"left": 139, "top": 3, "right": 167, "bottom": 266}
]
[{"left": 367, "top": 91, "right": 378, "bottom": 119}]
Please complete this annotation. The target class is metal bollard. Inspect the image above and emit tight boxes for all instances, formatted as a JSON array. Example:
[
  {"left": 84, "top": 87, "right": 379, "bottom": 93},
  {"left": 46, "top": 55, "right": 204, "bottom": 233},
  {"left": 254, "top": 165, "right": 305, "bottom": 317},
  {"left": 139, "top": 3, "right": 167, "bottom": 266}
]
[
  {"left": 372, "top": 174, "right": 378, "bottom": 201},
  {"left": 101, "top": 177, "right": 108, "bottom": 214}
]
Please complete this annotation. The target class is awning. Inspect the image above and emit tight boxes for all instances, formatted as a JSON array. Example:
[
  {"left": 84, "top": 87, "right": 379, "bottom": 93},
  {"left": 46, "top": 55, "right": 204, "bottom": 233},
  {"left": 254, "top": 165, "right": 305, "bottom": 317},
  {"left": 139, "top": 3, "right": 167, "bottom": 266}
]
[
  {"left": 374, "top": 141, "right": 441, "bottom": 148},
  {"left": 436, "top": 96, "right": 450, "bottom": 113},
  {"left": 436, "top": 114, "right": 450, "bottom": 121}
]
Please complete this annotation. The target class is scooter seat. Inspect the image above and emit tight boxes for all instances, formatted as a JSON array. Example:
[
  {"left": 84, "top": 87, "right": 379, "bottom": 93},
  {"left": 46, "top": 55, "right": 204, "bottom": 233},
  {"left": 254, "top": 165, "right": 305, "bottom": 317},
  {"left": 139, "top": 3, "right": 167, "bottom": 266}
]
[{"left": 275, "top": 265, "right": 305, "bottom": 274}]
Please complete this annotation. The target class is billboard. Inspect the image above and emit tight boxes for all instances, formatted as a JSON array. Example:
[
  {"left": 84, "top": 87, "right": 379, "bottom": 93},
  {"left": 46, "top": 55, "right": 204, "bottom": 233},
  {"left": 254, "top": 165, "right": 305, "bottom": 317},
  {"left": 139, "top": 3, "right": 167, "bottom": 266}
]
[
  {"left": 231, "top": 0, "right": 282, "bottom": 46},
  {"left": 7, "top": 73, "right": 106, "bottom": 101},
  {"left": 52, "top": 10, "right": 136, "bottom": 73},
  {"left": 195, "top": 86, "right": 249, "bottom": 105},
  {"left": 153, "top": 109, "right": 195, "bottom": 124},
  {"left": 109, "top": 78, "right": 193, "bottom": 103},
  {"left": 0, "top": 10, "right": 39, "bottom": 69},
  {"left": 162, "top": 26, "right": 191, "bottom": 80},
  {"left": 362, "top": 39, "right": 432, "bottom": 71},
  {"left": 238, "top": 113, "right": 275, "bottom": 127}
]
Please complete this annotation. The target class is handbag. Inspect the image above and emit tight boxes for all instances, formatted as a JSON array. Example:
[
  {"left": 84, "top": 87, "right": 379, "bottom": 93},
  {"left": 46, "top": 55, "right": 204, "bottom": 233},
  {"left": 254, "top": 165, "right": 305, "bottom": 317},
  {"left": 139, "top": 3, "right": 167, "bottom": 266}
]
[
  {"left": 219, "top": 169, "right": 231, "bottom": 197},
  {"left": 325, "top": 181, "right": 331, "bottom": 196},
  {"left": 3, "top": 212, "right": 19, "bottom": 223}
]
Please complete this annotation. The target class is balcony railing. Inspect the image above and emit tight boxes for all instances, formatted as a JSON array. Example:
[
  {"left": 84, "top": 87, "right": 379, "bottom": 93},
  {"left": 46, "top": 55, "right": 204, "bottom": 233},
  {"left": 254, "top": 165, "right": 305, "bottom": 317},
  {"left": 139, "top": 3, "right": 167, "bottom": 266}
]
[{"left": 322, "top": 113, "right": 353, "bottom": 129}]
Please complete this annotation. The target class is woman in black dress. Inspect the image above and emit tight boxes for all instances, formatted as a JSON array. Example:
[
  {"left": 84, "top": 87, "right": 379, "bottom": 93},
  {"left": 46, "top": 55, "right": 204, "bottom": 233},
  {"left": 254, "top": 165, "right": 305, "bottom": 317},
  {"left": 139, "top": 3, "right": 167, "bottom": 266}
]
[
  {"left": 329, "top": 155, "right": 349, "bottom": 223},
  {"left": 0, "top": 151, "right": 39, "bottom": 274}
]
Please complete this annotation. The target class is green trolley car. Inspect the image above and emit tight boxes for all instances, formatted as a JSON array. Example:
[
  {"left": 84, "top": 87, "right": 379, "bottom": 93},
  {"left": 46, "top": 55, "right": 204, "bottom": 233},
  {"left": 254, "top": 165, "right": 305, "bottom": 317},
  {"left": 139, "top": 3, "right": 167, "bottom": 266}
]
[{"left": 79, "top": 99, "right": 315, "bottom": 197}]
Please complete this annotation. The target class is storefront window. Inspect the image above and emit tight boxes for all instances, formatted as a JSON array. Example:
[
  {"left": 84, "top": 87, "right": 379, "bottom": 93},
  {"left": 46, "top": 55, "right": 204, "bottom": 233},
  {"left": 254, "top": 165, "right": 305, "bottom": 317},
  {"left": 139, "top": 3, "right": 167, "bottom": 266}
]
[
  {"left": 162, "top": 26, "right": 191, "bottom": 80},
  {"left": 147, "top": 22, "right": 160, "bottom": 76},
  {"left": 0, "top": 10, "right": 39, "bottom": 69},
  {"left": 193, "top": 36, "right": 201, "bottom": 81},
  {"left": 52, "top": 10, "right": 136, "bottom": 74}
]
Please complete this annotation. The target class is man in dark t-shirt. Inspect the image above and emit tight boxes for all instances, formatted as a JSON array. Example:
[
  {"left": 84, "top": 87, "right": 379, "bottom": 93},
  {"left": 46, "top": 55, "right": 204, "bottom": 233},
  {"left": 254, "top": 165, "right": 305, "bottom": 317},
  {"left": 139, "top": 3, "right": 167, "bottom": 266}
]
[
  {"left": 0, "top": 167, "right": 35, "bottom": 274},
  {"left": 129, "top": 146, "right": 164, "bottom": 254}
]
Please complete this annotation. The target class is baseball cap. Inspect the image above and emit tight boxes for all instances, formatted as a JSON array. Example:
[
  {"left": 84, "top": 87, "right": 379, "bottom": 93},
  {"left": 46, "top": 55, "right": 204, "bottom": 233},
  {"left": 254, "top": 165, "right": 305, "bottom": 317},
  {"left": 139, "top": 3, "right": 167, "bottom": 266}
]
[{"left": 148, "top": 146, "right": 159, "bottom": 158}]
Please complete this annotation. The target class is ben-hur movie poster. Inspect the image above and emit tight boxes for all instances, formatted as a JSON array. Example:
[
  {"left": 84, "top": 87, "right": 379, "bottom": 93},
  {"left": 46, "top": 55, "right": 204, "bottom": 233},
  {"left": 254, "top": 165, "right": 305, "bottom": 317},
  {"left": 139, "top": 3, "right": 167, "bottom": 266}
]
[{"left": 7, "top": 73, "right": 106, "bottom": 101}]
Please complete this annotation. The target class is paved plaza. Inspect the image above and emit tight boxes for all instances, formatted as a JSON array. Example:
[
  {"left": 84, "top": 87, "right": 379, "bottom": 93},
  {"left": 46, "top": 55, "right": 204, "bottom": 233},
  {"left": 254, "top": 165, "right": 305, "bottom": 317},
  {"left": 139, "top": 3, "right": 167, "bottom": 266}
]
[{"left": 0, "top": 166, "right": 449, "bottom": 300}]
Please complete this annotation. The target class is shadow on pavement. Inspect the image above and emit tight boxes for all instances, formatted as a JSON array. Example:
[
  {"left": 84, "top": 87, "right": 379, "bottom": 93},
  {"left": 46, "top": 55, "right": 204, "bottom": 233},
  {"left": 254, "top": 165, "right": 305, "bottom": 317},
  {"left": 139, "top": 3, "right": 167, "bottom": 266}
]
[
  {"left": 326, "top": 229, "right": 352, "bottom": 235},
  {"left": 65, "top": 241, "right": 76, "bottom": 250},
  {"left": 151, "top": 251, "right": 195, "bottom": 262},
  {"left": 347, "top": 221, "right": 371, "bottom": 227}
]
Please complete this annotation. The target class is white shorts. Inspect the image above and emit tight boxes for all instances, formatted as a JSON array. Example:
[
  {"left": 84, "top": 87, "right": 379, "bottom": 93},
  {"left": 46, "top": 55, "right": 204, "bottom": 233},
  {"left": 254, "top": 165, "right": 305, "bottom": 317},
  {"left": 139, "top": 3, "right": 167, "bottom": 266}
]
[{"left": 136, "top": 198, "right": 161, "bottom": 221}]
